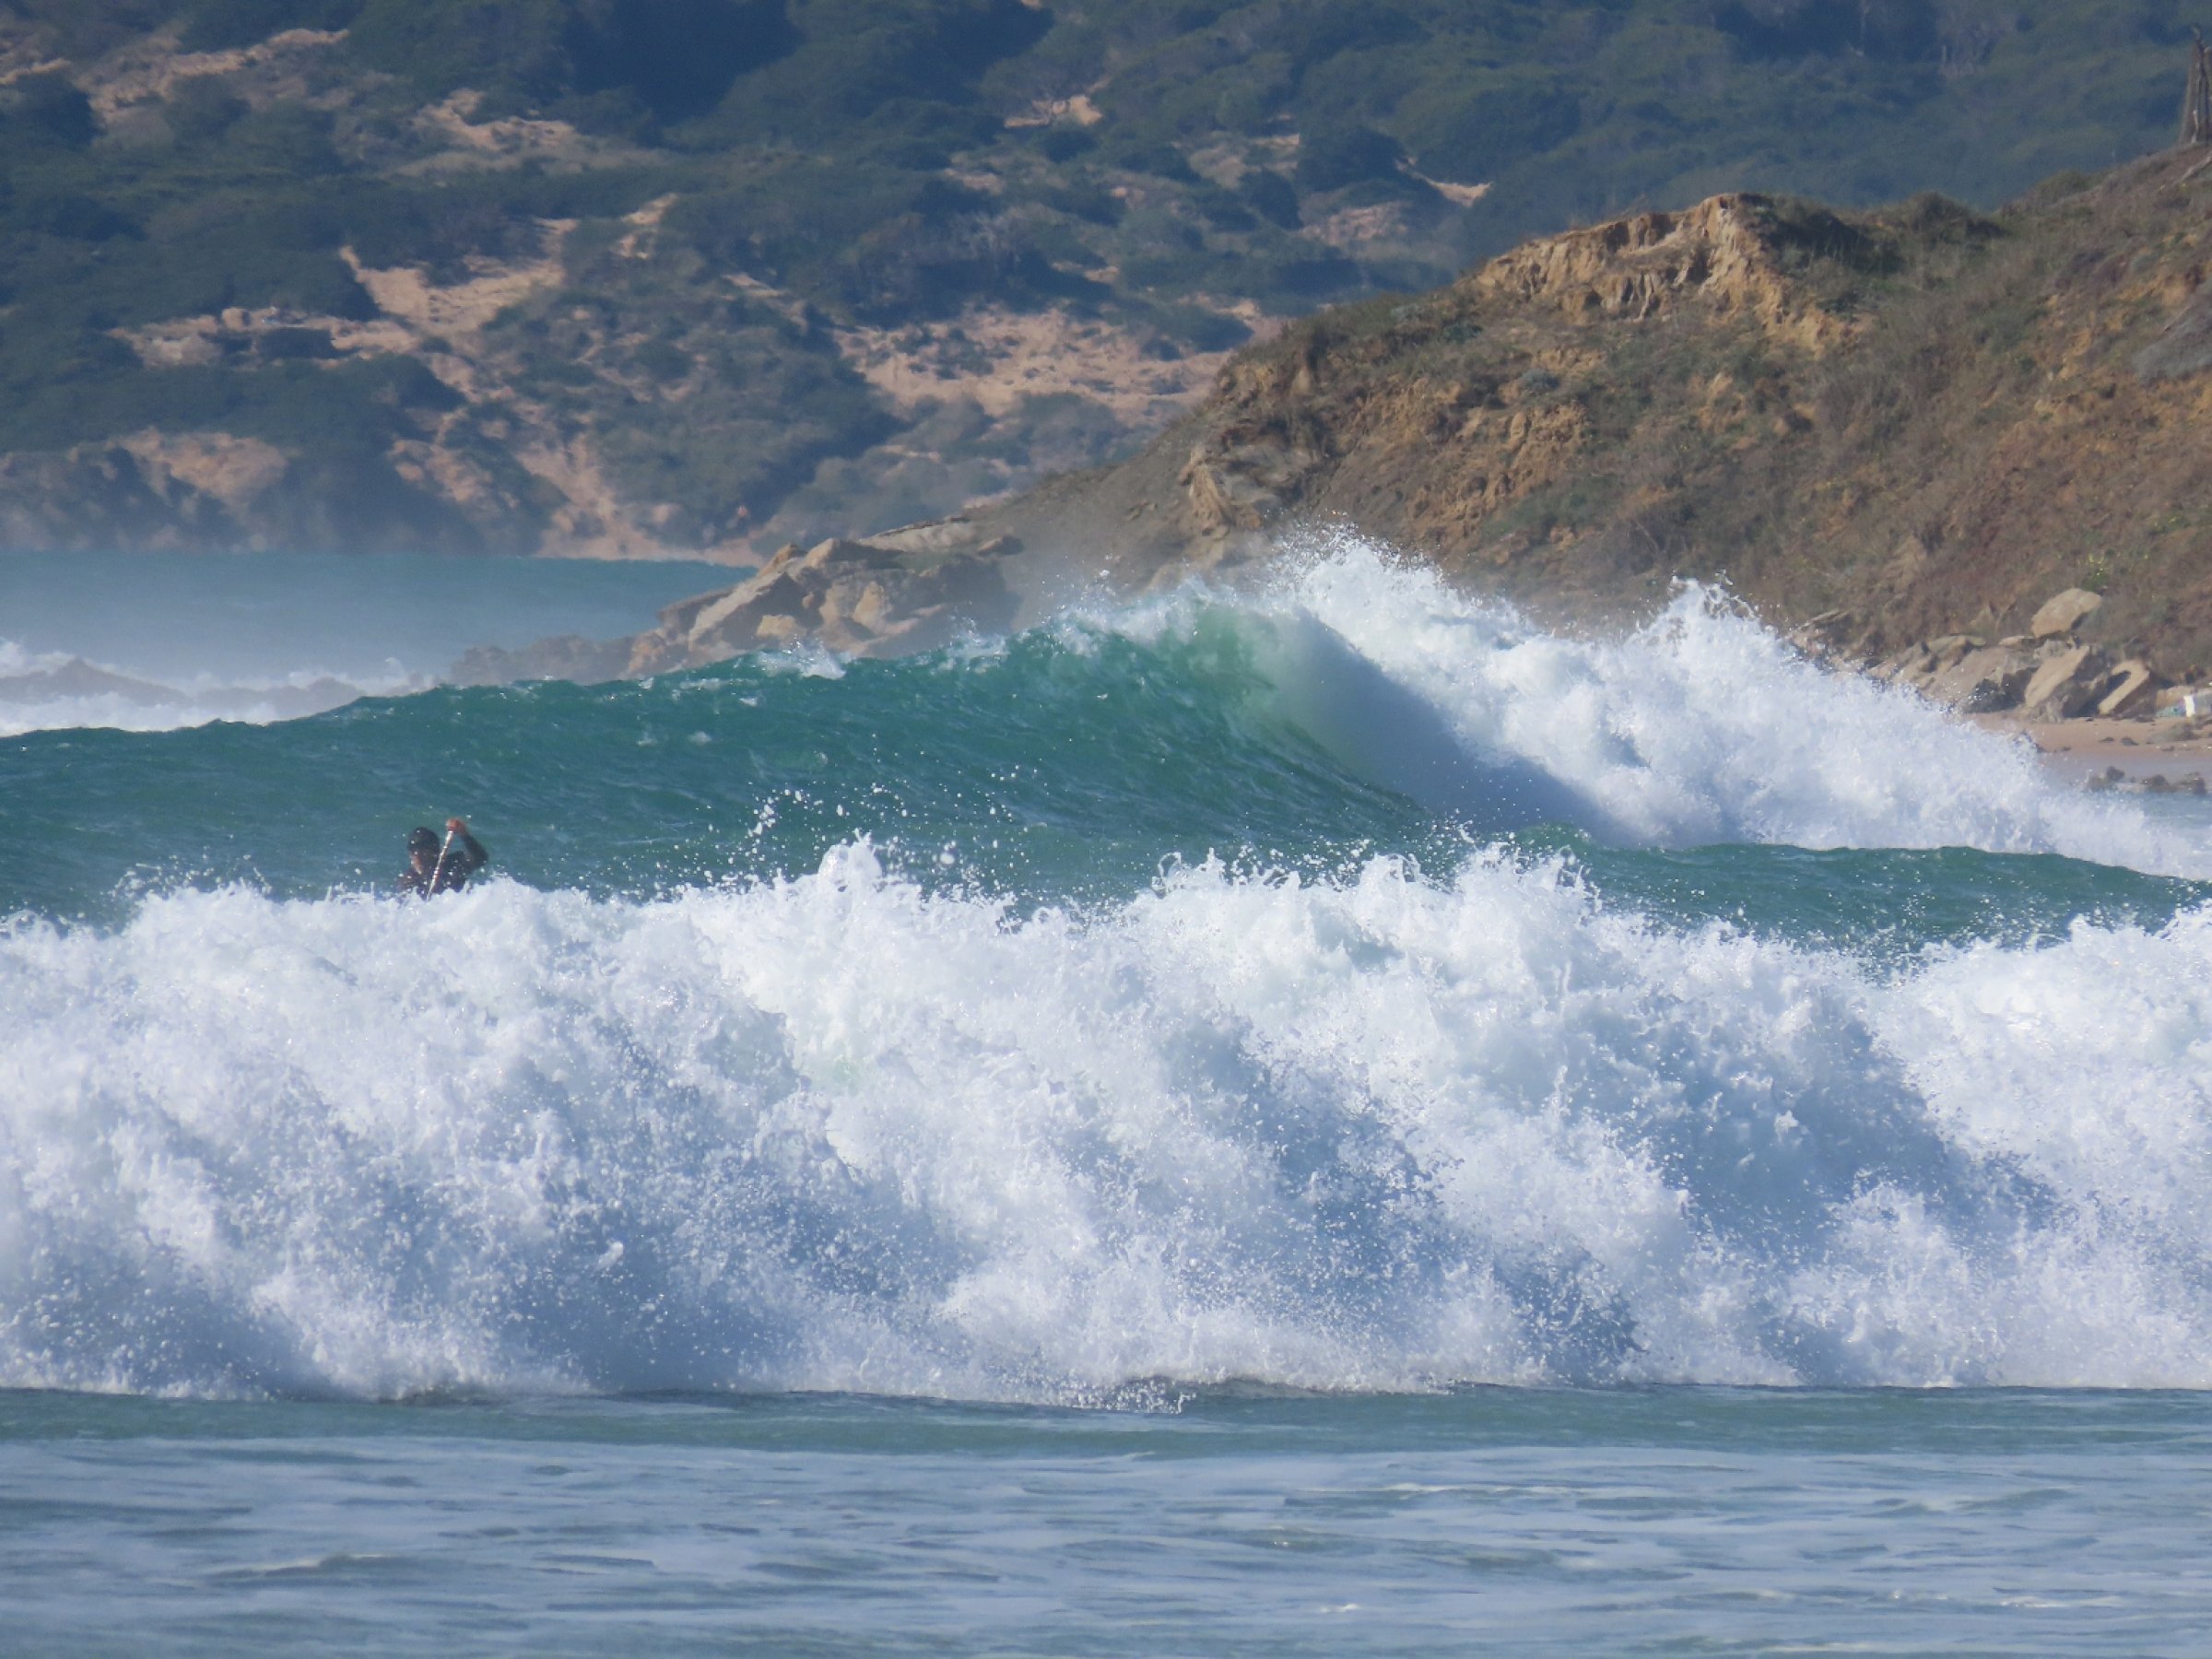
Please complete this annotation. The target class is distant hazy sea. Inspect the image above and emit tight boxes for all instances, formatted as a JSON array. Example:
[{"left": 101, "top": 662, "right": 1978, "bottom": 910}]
[{"left": 5, "top": 543, "right": 2211, "bottom": 1654}]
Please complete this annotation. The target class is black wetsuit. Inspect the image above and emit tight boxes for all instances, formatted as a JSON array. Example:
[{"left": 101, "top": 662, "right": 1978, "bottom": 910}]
[{"left": 398, "top": 830, "right": 488, "bottom": 897}]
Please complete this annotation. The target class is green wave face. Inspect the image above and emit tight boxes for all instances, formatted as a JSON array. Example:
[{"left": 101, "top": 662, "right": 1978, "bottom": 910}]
[
  {"left": 6, "top": 546, "right": 2212, "bottom": 1402},
  {"left": 3, "top": 598, "right": 2201, "bottom": 947},
  {"left": 6, "top": 579, "right": 2208, "bottom": 948},
  {"left": 1, "top": 615, "right": 1431, "bottom": 919}
]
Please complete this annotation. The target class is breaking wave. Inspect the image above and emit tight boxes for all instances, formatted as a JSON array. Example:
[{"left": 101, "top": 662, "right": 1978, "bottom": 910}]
[
  {"left": 1105, "top": 540, "right": 2210, "bottom": 874},
  {"left": 4, "top": 846, "right": 2209, "bottom": 1402},
  {"left": 7, "top": 537, "right": 2210, "bottom": 1403}
]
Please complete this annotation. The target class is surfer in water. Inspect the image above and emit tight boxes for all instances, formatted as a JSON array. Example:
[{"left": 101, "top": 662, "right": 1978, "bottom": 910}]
[{"left": 398, "top": 818, "right": 488, "bottom": 897}]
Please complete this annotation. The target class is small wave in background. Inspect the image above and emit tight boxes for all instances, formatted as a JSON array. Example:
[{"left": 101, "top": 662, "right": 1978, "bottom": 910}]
[{"left": 0, "top": 549, "right": 732, "bottom": 737}]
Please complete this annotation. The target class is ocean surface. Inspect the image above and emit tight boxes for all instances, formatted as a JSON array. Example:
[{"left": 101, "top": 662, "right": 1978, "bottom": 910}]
[{"left": 5, "top": 541, "right": 2211, "bottom": 1653}]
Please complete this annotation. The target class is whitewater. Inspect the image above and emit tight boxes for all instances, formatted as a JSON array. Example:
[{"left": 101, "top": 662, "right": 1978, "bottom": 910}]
[
  {"left": 14, "top": 540, "right": 2212, "bottom": 1654},
  {"left": 5, "top": 540, "right": 2210, "bottom": 1409}
]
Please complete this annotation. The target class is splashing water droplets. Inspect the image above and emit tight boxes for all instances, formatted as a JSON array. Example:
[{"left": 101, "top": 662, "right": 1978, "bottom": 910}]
[{"left": 6, "top": 535, "right": 2211, "bottom": 1401}]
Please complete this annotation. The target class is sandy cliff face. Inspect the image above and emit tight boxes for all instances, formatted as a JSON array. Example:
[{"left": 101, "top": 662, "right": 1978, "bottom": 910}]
[
  {"left": 1467, "top": 194, "right": 1842, "bottom": 349},
  {"left": 626, "top": 524, "right": 1019, "bottom": 670},
  {"left": 974, "top": 158, "right": 2212, "bottom": 677}
]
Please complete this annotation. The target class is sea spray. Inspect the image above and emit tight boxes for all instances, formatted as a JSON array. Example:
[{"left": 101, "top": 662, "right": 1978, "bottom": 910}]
[
  {"left": 1112, "top": 536, "right": 2212, "bottom": 873},
  {"left": 7, "top": 537, "right": 2212, "bottom": 1403},
  {"left": 12, "top": 540, "right": 2210, "bottom": 924},
  {"left": 6, "top": 846, "right": 2211, "bottom": 1402}
]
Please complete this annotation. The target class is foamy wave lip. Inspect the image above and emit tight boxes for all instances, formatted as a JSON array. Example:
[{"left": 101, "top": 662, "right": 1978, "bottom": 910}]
[
  {"left": 5, "top": 844, "right": 2209, "bottom": 1402},
  {"left": 1072, "top": 533, "right": 2210, "bottom": 877}
]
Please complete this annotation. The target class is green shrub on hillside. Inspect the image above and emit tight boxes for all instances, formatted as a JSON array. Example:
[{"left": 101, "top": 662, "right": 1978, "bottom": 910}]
[
  {"left": 342, "top": 0, "right": 798, "bottom": 131},
  {"left": 680, "top": 0, "right": 1047, "bottom": 150},
  {"left": 1294, "top": 124, "right": 1406, "bottom": 192},
  {"left": 1397, "top": 79, "right": 1582, "bottom": 183},
  {"left": 0, "top": 72, "right": 98, "bottom": 150}
]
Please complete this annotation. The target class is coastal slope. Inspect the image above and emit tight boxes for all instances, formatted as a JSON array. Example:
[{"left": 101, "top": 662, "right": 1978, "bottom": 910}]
[
  {"left": 974, "top": 150, "right": 2212, "bottom": 679},
  {"left": 0, "top": 3, "right": 2200, "bottom": 558}
]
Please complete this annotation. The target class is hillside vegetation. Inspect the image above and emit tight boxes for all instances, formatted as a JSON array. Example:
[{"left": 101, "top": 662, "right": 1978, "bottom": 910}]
[{"left": 0, "top": 0, "right": 2203, "bottom": 554}]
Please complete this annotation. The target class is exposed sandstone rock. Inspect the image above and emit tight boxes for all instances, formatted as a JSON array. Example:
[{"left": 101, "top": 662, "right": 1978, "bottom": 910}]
[
  {"left": 1180, "top": 433, "right": 1324, "bottom": 557},
  {"left": 1466, "top": 194, "right": 1846, "bottom": 348},
  {"left": 1925, "top": 642, "right": 2038, "bottom": 712},
  {"left": 2020, "top": 643, "right": 2110, "bottom": 721},
  {"left": 117, "top": 431, "right": 289, "bottom": 507},
  {"left": 2030, "top": 587, "right": 2104, "bottom": 639},
  {"left": 2096, "top": 659, "right": 2159, "bottom": 718},
  {"left": 624, "top": 532, "right": 1019, "bottom": 673}
]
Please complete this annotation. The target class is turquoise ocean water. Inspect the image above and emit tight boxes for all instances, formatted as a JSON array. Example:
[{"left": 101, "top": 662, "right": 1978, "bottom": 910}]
[{"left": 5, "top": 542, "right": 2211, "bottom": 1653}]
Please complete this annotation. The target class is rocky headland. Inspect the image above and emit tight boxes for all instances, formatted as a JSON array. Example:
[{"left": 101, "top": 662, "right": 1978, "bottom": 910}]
[
  {"left": 625, "top": 522, "right": 1020, "bottom": 673},
  {"left": 457, "top": 147, "right": 2212, "bottom": 769},
  {"left": 971, "top": 154, "right": 2212, "bottom": 677}
]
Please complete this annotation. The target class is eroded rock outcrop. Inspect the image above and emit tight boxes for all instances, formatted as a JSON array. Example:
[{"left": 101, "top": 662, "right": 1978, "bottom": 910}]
[
  {"left": 984, "top": 188, "right": 1889, "bottom": 594},
  {"left": 1467, "top": 194, "right": 1849, "bottom": 348},
  {"left": 1850, "top": 579, "right": 2179, "bottom": 725},
  {"left": 624, "top": 524, "right": 1020, "bottom": 673}
]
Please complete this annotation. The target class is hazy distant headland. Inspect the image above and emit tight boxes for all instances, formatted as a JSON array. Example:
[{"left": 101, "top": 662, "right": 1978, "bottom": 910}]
[{"left": 0, "top": 0, "right": 2198, "bottom": 563}]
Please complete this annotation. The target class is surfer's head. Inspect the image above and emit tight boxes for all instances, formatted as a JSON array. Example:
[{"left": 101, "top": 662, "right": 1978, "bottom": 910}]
[{"left": 407, "top": 826, "right": 439, "bottom": 869}]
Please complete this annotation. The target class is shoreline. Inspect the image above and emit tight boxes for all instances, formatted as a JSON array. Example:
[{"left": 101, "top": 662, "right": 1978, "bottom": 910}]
[{"left": 1970, "top": 713, "right": 2212, "bottom": 783}]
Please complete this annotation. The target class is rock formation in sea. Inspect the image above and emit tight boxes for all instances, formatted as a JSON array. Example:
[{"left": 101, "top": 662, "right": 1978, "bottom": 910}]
[{"left": 623, "top": 524, "right": 1020, "bottom": 674}]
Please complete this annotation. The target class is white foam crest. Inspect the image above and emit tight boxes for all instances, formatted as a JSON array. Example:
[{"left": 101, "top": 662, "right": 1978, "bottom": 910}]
[
  {"left": 1087, "top": 535, "right": 2208, "bottom": 876},
  {"left": 6, "top": 846, "right": 2210, "bottom": 1402}
]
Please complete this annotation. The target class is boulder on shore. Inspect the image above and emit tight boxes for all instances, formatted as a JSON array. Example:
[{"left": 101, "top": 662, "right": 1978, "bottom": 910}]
[
  {"left": 1865, "top": 621, "right": 2171, "bottom": 724},
  {"left": 1873, "top": 632, "right": 1982, "bottom": 688},
  {"left": 1924, "top": 642, "right": 2038, "bottom": 712},
  {"left": 2020, "top": 642, "right": 2111, "bottom": 721},
  {"left": 2096, "top": 658, "right": 2159, "bottom": 719},
  {"left": 1782, "top": 608, "right": 1866, "bottom": 664},
  {"left": 2030, "top": 587, "right": 2104, "bottom": 640}
]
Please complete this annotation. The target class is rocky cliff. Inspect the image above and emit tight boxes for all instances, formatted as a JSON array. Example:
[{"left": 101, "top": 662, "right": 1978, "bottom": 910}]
[
  {"left": 966, "top": 153, "right": 2212, "bottom": 686},
  {"left": 626, "top": 522, "right": 1019, "bottom": 671}
]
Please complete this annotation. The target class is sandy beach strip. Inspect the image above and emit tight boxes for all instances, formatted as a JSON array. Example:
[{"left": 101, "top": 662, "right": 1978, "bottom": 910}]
[{"left": 1969, "top": 713, "right": 2212, "bottom": 784}]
